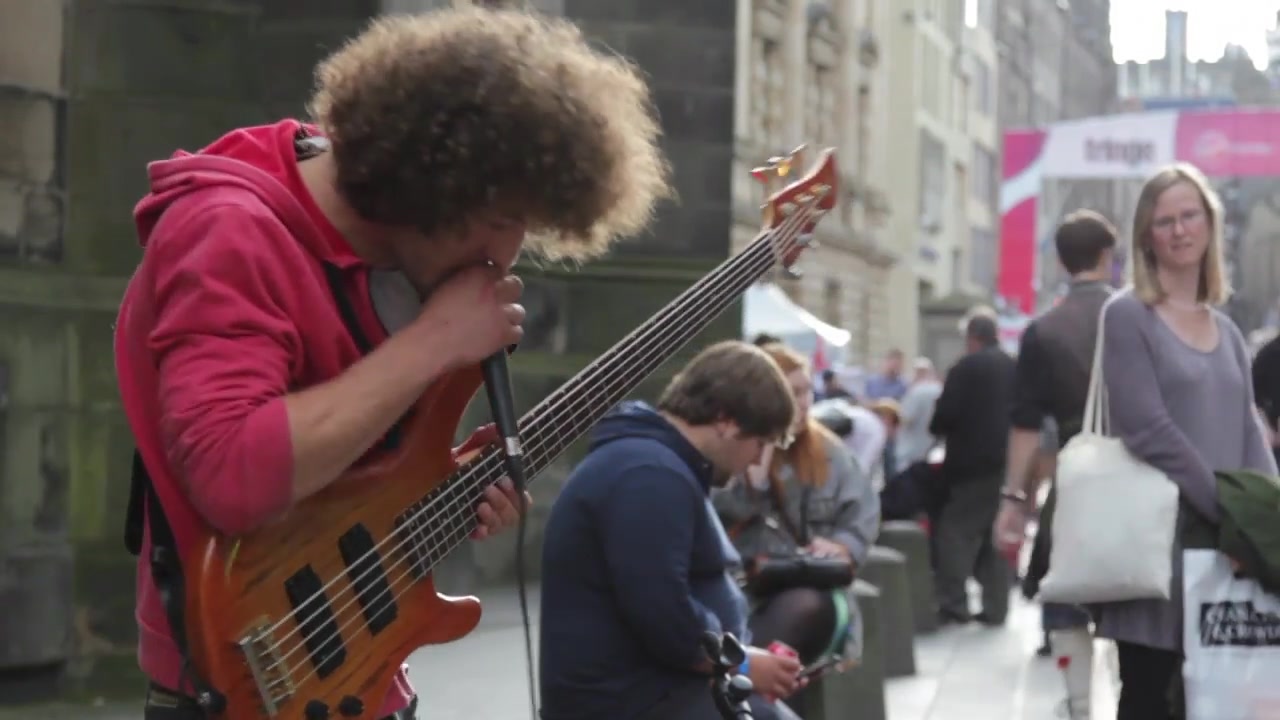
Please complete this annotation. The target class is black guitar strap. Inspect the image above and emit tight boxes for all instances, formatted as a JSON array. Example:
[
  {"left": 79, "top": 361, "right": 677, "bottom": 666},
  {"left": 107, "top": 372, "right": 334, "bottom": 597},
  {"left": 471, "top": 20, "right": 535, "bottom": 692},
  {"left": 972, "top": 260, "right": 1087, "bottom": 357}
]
[{"left": 123, "top": 451, "right": 226, "bottom": 715}]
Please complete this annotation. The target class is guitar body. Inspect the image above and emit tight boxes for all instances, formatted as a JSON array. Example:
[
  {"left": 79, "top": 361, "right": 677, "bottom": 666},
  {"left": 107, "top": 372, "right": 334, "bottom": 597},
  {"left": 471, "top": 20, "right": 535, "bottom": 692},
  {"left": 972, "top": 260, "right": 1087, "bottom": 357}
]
[{"left": 185, "top": 365, "right": 487, "bottom": 719}]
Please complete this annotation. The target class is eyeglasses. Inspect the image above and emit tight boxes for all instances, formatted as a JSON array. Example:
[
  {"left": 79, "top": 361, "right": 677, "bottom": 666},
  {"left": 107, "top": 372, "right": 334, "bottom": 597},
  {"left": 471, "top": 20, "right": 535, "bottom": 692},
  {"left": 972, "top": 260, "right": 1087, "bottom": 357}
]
[{"left": 1152, "top": 208, "right": 1205, "bottom": 234}]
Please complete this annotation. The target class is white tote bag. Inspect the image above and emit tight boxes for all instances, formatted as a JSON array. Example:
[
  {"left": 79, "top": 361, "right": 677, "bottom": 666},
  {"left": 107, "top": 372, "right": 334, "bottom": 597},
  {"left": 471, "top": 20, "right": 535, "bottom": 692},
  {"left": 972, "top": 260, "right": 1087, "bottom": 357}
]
[
  {"left": 1182, "top": 549, "right": 1280, "bottom": 720},
  {"left": 1037, "top": 301, "right": 1180, "bottom": 604}
]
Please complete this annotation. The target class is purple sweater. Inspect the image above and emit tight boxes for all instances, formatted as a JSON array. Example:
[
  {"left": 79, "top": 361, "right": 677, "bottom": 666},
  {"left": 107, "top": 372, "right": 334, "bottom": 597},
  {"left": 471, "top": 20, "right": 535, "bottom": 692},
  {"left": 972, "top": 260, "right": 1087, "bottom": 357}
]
[{"left": 1095, "top": 290, "right": 1276, "bottom": 651}]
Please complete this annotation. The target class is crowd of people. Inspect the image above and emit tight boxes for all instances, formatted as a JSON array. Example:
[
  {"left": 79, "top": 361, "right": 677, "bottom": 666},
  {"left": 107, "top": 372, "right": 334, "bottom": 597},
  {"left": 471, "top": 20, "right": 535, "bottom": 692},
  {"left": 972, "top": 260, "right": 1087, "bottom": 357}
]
[{"left": 542, "top": 158, "right": 1280, "bottom": 720}]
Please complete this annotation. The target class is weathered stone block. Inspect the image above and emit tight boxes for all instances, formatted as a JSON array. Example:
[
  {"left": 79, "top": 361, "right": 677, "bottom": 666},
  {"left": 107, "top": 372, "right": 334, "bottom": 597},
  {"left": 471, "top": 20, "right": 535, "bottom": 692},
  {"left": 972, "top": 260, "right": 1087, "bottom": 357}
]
[
  {"left": 264, "top": 0, "right": 378, "bottom": 22},
  {"left": 250, "top": 29, "right": 352, "bottom": 110},
  {"left": 566, "top": 0, "right": 730, "bottom": 26},
  {"left": 0, "top": 180, "right": 64, "bottom": 265},
  {"left": 72, "top": 314, "right": 122, "bottom": 406},
  {"left": 663, "top": 141, "right": 737, "bottom": 212},
  {"left": 651, "top": 87, "right": 735, "bottom": 144},
  {"left": 0, "top": 92, "right": 60, "bottom": 186},
  {"left": 0, "top": 1, "right": 66, "bottom": 92},
  {"left": 624, "top": 26, "right": 736, "bottom": 89},
  {"left": 618, "top": 203, "right": 733, "bottom": 259},
  {"left": 0, "top": 540, "right": 74, "bottom": 670},
  {"left": 69, "top": 2, "right": 258, "bottom": 99},
  {"left": 63, "top": 96, "right": 258, "bottom": 274}
]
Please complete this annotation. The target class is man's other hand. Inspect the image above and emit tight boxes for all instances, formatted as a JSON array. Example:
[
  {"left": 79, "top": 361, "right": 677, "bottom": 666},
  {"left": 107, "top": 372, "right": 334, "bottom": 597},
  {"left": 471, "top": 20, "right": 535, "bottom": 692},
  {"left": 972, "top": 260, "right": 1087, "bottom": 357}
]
[
  {"left": 473, "top": 477, "right": 530, "bottom": 540},
  {"left": 452, "top": 423, "right": 532, "bottom": 541}
]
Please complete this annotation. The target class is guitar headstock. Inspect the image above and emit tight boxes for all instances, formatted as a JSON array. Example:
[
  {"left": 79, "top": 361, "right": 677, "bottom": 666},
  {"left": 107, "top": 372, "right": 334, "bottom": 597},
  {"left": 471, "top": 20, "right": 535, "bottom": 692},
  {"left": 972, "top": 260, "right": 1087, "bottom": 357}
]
[{"left": 750, "top": 145, "right": 838, "bottom": 269}]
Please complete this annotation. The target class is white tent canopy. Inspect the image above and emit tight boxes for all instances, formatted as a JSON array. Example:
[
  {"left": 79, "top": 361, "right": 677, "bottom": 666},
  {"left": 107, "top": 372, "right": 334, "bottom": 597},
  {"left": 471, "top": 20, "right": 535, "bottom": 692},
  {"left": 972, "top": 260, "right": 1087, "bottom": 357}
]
[{"left": 742, "top": 282, "right": 851, "bottom": 350}]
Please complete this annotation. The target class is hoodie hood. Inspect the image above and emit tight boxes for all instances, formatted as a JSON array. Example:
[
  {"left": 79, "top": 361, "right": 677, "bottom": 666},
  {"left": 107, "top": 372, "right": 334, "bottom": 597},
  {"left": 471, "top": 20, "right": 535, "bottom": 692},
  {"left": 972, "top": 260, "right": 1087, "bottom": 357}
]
[
  {"left": 590, "top": 400, "right": 716, "bottom": 491},
  {"left": 131, "top": 119, "right": 361, "bottom": 268}
]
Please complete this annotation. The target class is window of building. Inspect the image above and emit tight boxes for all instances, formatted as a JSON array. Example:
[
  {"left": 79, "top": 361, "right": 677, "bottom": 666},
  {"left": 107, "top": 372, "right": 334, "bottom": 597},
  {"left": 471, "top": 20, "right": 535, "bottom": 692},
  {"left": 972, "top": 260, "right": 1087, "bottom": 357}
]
[
  {"left": 753, "top": 37, "right": 785, "bottom": 149},
  {"left": 972, "top": 58, "right": 993, "bottom": 116},
  {"left": 968, "top": 226, "right": 998, "bottom": 288},
  {"left": 919, "top": 129, "right": 947, "bottom": 238},
  {"left": 921, "top": 43, "right": 941, "bottom": 119},
  {"left": 951, "top": 246, "right": 965, "bottom": 292},
  {"left": 971, "top": 143, "right": 998, "bottom": 211},
  {"left": 806, "top": 63, "right": 838, "bottom": 147}
]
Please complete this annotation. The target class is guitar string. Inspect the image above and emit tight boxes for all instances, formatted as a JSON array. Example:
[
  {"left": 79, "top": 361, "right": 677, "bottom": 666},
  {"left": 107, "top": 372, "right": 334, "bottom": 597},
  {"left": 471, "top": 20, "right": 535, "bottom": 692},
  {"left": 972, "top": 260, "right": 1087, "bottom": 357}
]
[
  {"left": 256, "top": 197, "right": 824, "bottom": 687},
  {"left": 268, "top": 215, "right": 818, "bottom": 696},
  {"left": 256, "top": 197, "right": 823, "bottom": 689}
]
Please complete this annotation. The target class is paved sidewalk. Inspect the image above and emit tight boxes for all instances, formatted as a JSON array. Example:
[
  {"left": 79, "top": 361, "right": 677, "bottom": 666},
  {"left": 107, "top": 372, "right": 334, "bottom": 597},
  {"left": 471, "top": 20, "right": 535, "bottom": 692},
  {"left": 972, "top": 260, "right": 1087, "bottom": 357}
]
[
  {"left": 0, "top": 585, "right": 1124, "bottom": 719},
  {"left": 409, "top": 586, "right": 1125, "bottom": 720},
  {"left": 884, "top": 592, "right": 1120, "bottom": 720}
]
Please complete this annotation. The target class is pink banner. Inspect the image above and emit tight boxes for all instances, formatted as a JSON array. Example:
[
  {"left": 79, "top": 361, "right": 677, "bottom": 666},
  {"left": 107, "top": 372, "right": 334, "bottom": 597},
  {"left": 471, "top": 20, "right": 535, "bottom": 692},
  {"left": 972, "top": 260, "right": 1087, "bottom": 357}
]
[
  {"left": 1175, "top": 109, "right": 1280, "bottom": 178},
  {"left": 997, "top": 130, "right": 1047, "bottom": 314}
]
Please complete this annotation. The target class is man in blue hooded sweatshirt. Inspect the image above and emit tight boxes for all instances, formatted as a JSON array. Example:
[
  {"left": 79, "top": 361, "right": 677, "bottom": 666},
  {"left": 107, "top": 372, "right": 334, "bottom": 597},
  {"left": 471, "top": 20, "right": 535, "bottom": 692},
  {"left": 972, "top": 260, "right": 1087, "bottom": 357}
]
[{"left": 539, "top": 340, "right": 807, "bottom": 720}]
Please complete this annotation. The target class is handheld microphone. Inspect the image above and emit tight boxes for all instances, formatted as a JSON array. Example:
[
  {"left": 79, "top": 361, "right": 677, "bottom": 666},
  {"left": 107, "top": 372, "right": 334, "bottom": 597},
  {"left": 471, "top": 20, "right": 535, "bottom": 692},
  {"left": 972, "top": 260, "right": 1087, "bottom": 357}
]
[
  {"left": 481, "top": 348, "right": 525, "bottom": 490},
  {"left": 481, "top": 347, "right": 538, "bottom": 719}
]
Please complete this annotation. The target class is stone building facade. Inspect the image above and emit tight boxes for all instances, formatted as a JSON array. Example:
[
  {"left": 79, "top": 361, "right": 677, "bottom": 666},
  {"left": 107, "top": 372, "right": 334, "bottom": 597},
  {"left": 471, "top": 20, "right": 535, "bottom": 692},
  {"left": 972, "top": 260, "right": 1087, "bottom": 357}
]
[{"left": 732, "top": 0, "right": 898, "bottom": 364}]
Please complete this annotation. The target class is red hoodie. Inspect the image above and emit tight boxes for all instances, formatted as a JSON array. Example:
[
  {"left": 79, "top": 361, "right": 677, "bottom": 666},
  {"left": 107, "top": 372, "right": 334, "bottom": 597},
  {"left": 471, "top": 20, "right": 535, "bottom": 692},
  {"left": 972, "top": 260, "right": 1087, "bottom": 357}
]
[{"left": 116, "top": 120, "right": 415, "bottom": 715}]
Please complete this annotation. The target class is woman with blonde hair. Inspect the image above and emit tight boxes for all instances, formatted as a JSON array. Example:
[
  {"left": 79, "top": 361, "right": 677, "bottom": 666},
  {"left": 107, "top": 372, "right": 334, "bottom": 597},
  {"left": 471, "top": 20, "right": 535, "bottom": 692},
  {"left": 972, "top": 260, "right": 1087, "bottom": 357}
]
[
  {"left": 1097, "top": 162, "right": 1276, "bottom": 718},
  {"left": 712, "top": 343, "right": 880, "bottom": 670}
]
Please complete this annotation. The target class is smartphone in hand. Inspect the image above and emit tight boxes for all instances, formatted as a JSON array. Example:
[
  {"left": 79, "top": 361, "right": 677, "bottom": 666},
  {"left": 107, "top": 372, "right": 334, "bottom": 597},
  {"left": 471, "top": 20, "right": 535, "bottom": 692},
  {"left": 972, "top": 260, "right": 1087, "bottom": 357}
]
[{"left": 796, "top": 655, "right": 844, "bottom": 682}]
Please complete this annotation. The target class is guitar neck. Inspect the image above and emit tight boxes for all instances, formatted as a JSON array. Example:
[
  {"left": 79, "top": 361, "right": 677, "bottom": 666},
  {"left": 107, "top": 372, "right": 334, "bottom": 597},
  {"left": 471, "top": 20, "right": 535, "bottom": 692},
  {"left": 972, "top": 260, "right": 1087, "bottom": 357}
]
[{"left": 410, "top": 232, "right": 784, "bottom": 570}]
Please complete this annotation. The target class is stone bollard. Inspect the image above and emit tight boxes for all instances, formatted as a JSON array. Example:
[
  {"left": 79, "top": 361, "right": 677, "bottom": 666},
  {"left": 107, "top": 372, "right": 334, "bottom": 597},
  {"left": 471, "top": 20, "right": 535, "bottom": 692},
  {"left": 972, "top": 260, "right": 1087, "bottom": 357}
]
[
  {"left": 876, "top": 519, "right": 938, "bottom": 634},
  {"left": 860, "top": 544, "right": 917, "bottom": 678},
  {"left": 791, "top": 580, "right": 886, "bottom": 720}
]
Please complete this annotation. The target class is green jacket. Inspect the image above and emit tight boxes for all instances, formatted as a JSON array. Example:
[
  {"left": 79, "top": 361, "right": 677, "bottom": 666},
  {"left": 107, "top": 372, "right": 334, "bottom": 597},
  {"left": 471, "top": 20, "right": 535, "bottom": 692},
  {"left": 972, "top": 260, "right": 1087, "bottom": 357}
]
[{"left": 1187, "top": 470, "right": 1280, "bottom": 596}]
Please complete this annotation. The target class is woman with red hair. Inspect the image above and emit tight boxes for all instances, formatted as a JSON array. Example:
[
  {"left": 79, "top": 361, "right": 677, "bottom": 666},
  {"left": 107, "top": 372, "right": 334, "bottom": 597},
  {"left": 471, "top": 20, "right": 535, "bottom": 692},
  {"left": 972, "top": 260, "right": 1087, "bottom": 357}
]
[{"left": 713, "top": 342, "right": 881, "bottom": 670}]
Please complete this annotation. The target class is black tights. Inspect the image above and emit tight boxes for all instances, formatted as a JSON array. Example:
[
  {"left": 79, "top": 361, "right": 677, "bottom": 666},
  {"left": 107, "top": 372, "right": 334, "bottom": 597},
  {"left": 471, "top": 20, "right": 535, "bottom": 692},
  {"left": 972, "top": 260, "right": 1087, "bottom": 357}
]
[
  {"left": 747, "top": 587, "right": 838, "bottom": 665},
  {"left": 1116, "top": 641, "right": 1182, "bottom": 720}
]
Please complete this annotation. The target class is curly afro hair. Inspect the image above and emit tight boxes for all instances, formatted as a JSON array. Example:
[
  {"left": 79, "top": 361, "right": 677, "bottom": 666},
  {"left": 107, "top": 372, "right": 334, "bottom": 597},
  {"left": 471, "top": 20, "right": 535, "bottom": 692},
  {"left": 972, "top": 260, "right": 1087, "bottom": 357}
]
[{"left": 307, "top": 5, "right": 673, "bottom": 261}]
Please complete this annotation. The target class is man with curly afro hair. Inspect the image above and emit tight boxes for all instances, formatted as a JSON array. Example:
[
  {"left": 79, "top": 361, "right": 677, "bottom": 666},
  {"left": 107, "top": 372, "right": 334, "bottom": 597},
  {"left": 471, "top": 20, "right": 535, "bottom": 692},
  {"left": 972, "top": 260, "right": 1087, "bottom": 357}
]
[{"left": 115, "top": 6, "right": 671, "bottom": 720}]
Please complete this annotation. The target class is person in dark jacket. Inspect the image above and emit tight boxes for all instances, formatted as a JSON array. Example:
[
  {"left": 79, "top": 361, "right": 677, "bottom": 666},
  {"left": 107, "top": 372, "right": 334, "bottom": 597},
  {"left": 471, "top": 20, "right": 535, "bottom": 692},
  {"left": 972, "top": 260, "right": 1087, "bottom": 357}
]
[
  {"left": 1251, "top": 331, "right": 1280, "bottom": 467},
  {"left": 539, "top": 341, "right": 807, "bottom": 720},
  {"left": 929, "top": 312, "right": 1017, "bottom": 624}
]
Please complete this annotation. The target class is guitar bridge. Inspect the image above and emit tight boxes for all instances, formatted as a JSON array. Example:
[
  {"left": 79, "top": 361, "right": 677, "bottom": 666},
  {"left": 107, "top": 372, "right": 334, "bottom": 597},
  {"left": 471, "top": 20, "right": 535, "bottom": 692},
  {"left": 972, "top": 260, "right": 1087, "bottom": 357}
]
[{"left": 239, "top": 621, "right": 295, "bottom": 716}]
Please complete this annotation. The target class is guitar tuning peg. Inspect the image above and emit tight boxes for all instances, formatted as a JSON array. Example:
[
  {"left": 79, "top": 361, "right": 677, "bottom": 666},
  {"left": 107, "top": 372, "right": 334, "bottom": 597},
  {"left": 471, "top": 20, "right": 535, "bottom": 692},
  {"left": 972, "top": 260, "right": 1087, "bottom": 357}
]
[{"left": 783, "top": 143, "right": 803, "bottom": 170}]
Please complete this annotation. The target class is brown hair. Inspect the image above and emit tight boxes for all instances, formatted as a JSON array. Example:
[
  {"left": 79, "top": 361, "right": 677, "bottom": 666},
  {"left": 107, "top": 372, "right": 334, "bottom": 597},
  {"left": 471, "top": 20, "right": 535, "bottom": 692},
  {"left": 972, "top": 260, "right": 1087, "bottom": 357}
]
[
  {"left": 1055, "top": 209, "right": 1117, "bottom": 275},
  {"left": 1130, "top": 162, "right": 1230, "bottom": 306},
  {"left": 758, "top": 343, "right": 839, "bottom": 489},
  {"left": 308, "top": 6, "right": 672, "bottom": 260},
  {"left": 656, "top": 341, "right": 795, "bottom": 440}
]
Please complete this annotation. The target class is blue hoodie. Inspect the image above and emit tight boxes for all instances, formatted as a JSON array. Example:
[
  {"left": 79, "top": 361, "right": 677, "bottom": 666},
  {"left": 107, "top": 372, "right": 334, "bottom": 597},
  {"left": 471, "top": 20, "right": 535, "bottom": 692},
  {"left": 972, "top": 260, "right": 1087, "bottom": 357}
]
[{"left": 538, "top": 401, "right": 750, "bottom": 720}]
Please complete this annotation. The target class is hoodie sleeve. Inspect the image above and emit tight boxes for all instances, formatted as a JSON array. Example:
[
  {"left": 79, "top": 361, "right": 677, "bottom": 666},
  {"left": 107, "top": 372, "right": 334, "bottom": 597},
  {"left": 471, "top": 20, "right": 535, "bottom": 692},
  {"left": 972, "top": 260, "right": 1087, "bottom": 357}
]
[
  {"left": 146, "top": 202, "right": 301, "bottom": 537},
  {"left": 601, "top": 464, "right": 723, "bottom": 670}
]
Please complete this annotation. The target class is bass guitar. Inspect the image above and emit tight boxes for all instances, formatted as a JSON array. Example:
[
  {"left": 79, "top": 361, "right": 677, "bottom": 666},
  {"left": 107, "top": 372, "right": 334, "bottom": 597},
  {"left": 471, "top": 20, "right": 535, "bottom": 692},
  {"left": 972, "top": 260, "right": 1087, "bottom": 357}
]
[{"left": 183, "top": 146, "right": 838, "bottom": 718}]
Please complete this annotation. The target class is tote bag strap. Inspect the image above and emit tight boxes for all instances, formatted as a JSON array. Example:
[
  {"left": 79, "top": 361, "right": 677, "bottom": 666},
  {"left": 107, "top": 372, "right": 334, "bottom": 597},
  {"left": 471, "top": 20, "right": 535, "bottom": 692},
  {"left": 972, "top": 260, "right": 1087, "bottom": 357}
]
[{"left": 1081, "top": 301, "right": 1112, "bottom": 437}]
